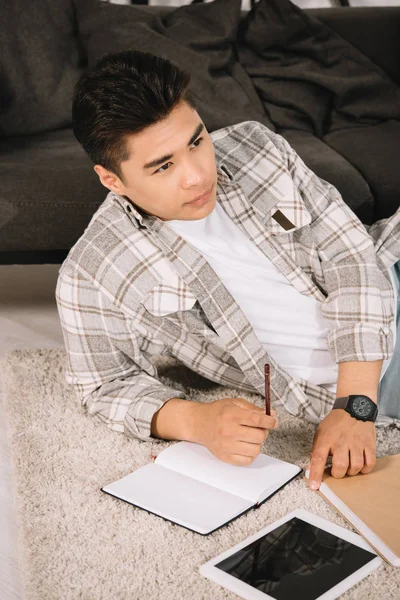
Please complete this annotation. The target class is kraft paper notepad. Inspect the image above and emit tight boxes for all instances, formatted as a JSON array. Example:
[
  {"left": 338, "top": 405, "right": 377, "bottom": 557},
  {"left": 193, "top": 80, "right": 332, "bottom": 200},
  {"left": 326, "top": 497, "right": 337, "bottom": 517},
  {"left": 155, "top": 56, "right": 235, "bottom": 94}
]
[{"left": 316, "top": 454, "right": 400, "bottom": 567}]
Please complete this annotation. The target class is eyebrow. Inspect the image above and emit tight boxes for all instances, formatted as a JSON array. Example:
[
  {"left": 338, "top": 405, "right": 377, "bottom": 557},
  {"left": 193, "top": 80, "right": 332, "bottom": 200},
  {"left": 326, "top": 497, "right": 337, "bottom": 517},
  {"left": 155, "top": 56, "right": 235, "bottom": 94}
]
[{"left": 143, "top": 122, "right": 204, "bottom": 171}]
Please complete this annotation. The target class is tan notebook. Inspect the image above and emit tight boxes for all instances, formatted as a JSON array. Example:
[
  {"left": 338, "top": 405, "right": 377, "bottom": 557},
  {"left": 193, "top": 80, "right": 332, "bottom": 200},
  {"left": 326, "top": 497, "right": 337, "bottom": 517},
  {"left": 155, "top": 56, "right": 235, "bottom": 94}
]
[{"left": 312, "top": 454, "right": 400, "bottom": 566}]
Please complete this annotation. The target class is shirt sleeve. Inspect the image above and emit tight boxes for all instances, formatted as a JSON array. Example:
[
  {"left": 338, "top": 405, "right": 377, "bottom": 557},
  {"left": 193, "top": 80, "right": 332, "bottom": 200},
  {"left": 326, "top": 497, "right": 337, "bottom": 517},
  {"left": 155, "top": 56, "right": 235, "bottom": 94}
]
[
  {"left": 265, "top": 125, "right": 394, "bottom": 363},
  {"left": 55, "top": 267, "right": 187, "bottom": 441}
]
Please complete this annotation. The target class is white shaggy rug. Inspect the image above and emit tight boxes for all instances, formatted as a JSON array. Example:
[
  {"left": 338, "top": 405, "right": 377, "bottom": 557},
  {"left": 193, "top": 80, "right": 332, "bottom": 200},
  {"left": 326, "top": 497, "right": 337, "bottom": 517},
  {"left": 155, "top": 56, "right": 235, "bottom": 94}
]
[{"left": 1, "top": 348, "right": 400, "bottom": 600}]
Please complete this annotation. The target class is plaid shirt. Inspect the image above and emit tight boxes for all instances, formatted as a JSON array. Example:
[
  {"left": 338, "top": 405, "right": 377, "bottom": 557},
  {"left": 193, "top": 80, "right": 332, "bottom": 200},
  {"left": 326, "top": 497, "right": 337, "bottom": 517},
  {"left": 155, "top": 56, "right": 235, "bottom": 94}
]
[{"left": 55, "top": 121, "right": 400, "bottom": 441}]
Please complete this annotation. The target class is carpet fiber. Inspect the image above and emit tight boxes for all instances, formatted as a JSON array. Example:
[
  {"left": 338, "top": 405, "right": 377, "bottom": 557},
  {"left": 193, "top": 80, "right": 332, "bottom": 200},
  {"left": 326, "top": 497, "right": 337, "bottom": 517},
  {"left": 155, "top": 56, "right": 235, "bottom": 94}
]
[{"left": 2, "top": 348, "right": 400, "bottom": 600}]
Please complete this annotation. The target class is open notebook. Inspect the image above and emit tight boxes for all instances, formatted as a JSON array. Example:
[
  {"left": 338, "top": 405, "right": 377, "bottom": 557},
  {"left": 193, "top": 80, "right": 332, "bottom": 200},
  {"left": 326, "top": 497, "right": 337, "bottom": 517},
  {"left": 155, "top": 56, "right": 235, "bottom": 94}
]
[
  {"left": 307, "top": 454, "right": 400, "bottom": 567},
  {"left": 102, "top": 441, "right": 302, "bottom": 535}
]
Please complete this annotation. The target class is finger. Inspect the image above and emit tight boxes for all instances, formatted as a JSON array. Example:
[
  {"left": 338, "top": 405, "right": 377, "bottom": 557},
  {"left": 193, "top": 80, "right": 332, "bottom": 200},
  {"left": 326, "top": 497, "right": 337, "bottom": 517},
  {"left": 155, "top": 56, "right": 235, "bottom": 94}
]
[
  {"left": 231, "top": 399, "right": 278, "bottom": 425},
  {"left": 252, "top": 405, "right": 278, "bottom": 421},
  {"left": 361, "top": 446, "right": 376, "bottom": 474},
  {"left": 234, "top": 440, "right": 264, "bottom": 458},
  {"left": 240, "top": 410, "right": 277, "bottom": 430},
  {"left": 238, "top": 424, "right": 268, "bottom": 446},
  {"left": 251, "top": 404, "right": 268, "bottom": 412},
  {"left": 270, "top": 409, "right": 278, "bottom": 426},
  {"left": 347, "top": 447, "right": 365, "bottom": 477},
  {"left": 331, "top": 447, "right": 350, "bottom": 479},
  {"left": 268, "top": 408, "right": 279, "bottom": 428},
  {"left": 309, "top": 445, "right": 330, "bottom": 490},
  {"left": 228, "top": 454, "right": 254, "bottom": 466},
  {"left": 234, "top": 400, "right": 279, "bottom": 427}
]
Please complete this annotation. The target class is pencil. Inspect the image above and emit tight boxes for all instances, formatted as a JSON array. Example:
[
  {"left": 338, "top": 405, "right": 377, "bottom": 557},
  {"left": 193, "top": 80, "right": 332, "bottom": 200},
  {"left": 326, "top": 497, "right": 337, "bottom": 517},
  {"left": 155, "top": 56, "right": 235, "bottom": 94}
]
[{"left": 264, "top": 363, "right": 271, "bottom": 416}]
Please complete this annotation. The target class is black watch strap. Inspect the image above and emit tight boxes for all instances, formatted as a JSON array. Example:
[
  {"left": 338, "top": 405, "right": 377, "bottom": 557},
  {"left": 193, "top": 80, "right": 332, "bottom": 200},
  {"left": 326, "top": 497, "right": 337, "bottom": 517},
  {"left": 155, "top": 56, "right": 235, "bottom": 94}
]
[{"left": 332, "top": 396, "right": 349, "bottom": 410}]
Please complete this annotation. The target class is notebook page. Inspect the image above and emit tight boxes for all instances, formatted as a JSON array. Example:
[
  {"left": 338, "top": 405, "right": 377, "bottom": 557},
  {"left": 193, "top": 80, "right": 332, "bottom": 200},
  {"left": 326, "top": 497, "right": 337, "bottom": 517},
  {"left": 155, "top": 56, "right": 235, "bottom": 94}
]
[
  {"left": 155, "top": 441, "right": 300, "bottom": 504},
  {"left": 102, "top": 463, "right": 251, "bottom": 535}
]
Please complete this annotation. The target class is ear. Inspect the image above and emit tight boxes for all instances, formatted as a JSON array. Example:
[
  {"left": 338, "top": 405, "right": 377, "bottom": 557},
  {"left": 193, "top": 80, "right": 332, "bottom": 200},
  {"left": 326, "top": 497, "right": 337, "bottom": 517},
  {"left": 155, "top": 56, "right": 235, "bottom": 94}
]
[{"left": 93, "top": 164, "right": 121, "bottom": 193}]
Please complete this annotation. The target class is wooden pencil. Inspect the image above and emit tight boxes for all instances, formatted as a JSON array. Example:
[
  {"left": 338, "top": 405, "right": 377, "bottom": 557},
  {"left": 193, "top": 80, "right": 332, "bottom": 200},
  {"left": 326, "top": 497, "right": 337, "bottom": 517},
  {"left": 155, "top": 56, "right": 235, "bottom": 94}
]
[{"left": 264, "top": 363, "right": 271, "bottom": 416}]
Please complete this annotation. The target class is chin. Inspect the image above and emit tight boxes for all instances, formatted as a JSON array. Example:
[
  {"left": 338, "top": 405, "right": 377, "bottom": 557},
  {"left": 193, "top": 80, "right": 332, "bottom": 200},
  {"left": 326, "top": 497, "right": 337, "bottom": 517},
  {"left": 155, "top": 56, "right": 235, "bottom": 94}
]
[
  {"left": 193, "top": 196, "right": 216, "bottom": 219},
  {"left": 205, "top": 196, "right": 216, "bottom": 214}
]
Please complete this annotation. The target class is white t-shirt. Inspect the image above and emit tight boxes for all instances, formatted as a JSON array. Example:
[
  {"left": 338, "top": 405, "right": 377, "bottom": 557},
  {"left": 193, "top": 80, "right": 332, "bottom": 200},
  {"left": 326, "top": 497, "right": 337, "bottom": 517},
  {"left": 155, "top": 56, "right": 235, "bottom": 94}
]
[{"left": 168, "top": 201, "right": 395, "bottom": 393}]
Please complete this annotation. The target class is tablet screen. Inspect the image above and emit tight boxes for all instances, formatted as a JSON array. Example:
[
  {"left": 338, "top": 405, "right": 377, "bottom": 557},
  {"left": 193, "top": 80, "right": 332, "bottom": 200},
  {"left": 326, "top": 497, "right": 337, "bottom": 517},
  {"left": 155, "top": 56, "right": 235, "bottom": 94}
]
[{"left": 214, "top": 517, "right": 376, "bottom": 600}]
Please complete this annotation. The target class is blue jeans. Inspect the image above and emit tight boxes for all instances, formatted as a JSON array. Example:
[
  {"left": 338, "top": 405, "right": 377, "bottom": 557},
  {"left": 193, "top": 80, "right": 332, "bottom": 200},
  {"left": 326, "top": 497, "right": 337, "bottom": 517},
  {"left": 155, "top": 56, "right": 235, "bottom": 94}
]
[{"left": 377, "top": 260, "right": 400, "bottom": 418}]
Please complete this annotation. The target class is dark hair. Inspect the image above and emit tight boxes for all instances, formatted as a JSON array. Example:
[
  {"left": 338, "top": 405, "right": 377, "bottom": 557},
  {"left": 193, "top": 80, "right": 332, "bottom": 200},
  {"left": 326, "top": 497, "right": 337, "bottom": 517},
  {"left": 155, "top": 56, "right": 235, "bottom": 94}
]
[{"left": 72, "top": 50, "right": 197, "bottom": 183}]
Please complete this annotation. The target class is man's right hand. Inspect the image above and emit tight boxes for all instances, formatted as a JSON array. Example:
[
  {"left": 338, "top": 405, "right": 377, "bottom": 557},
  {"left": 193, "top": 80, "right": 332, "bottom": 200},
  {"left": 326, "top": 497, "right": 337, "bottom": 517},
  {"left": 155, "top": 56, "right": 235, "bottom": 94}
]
[{"left": 195, "top": 397, "right": 278, "bottom": 466}]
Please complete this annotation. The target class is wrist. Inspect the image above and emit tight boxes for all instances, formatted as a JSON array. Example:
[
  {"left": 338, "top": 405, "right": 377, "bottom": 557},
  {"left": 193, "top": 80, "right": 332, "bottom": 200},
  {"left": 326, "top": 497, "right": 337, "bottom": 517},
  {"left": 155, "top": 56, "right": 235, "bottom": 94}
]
[
  {"left": 336, "top": 360, "right": 381, "bottom": 405},
  {"left": 150, "top": 397, "right": 205, "bottom": 442}
]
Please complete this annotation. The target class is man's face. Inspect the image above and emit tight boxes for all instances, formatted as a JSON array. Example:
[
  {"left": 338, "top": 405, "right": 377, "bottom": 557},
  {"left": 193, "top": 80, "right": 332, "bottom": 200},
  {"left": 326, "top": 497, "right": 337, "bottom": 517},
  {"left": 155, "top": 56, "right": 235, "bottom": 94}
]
[{"left": 94, "top": 101, "right": 218, "bottom": 221}]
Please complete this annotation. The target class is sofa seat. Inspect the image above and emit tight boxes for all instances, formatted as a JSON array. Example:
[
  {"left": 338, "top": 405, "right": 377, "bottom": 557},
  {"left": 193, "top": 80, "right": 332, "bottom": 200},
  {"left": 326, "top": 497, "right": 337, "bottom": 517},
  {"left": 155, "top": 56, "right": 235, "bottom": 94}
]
[{"left": 0, "top": 129, "right": 104, "bottom": 254}]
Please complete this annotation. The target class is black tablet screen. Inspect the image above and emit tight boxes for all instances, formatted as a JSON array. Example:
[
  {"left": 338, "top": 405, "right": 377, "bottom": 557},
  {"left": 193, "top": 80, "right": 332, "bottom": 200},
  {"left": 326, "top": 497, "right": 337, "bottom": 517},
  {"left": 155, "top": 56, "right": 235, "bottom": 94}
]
[{"left": 215, "top": 517, "right": 376, "bottom": 600}]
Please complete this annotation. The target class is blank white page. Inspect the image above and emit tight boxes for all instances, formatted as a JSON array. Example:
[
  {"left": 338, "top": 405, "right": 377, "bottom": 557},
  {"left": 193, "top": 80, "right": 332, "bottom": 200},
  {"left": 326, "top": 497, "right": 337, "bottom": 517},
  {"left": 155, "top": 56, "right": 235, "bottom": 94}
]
[
  {"left": 102, "top": 463, "right": 251, "bottom": 535},
  {"left": 155, "top": 441, "right": 301, "bottom": 504}
]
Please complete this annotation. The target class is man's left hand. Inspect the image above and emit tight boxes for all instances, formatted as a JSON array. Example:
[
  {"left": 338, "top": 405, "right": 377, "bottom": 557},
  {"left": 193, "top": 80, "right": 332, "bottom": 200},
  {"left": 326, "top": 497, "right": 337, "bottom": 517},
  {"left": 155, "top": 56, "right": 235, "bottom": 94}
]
[{"left": 307, "top": 409, "right": 376, "bottom": 490}]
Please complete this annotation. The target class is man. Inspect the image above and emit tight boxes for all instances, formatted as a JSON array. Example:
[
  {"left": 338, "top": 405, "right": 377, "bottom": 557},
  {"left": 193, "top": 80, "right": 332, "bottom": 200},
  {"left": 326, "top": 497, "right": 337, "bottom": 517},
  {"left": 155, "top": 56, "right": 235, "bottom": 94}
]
[{"left": 56, "top": 49, "right": 400, "bottom": 492}]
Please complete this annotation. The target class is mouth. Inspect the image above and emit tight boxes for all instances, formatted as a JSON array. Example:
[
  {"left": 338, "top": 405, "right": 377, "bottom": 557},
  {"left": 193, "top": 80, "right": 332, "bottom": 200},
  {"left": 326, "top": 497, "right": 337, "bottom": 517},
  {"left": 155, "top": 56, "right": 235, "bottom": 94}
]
[{"left": 185, "top": 184, "right": 214, "bottom": 206}]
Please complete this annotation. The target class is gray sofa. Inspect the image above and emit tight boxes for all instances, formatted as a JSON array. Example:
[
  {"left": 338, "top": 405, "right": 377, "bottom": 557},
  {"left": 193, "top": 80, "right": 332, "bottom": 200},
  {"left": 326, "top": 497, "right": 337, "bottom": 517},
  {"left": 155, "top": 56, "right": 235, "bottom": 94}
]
[{"left": 1, "top": 0, "right": 399, "bottom": 265}]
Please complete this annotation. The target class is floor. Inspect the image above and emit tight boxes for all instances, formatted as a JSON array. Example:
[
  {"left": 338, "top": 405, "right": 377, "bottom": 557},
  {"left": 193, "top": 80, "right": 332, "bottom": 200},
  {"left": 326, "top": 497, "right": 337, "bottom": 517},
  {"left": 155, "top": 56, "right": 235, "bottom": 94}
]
[{"left": 0, "top": 264, "right": 64, "bottom": 600}]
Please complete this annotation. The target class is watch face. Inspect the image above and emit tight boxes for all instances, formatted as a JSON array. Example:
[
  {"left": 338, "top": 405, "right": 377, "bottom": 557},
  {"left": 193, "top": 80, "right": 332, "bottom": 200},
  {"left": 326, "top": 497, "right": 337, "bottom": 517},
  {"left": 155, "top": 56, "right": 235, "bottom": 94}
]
[{"left": 351, "top": 395, "right": 375, "bottom": 418}]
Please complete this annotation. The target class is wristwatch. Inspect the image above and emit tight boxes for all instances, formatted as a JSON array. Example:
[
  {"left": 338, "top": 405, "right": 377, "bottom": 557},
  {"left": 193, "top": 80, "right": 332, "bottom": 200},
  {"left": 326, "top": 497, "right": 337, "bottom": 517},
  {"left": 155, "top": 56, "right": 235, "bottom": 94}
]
[{"left": 332, "top": 395, "right": 378, "bottom": 422}]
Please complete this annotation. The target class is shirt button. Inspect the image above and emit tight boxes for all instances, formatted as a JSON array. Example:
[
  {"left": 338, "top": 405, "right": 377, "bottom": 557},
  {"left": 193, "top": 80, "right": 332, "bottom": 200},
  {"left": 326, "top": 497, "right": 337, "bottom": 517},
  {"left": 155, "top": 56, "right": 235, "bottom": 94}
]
[{"left": 126, "top": 204, "right": 132, "bottom": 213}]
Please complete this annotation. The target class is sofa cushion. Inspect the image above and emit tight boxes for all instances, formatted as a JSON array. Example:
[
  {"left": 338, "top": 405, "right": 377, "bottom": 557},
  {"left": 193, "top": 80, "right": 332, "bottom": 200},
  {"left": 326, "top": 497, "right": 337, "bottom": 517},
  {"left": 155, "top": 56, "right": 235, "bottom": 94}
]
[
  {"left": 324, "top": 121, "right": 400, "bottom": 222},
  {"left": 0, "top": 129, "right": 105, "bottom": 251},
  {"left": 313, "top": 7, "right": 400, "bottom": 87},
  {"left": 0, "top": 0, "right": 85, "bottom": 136},
  {"left": 239, "top": 0, "right": 400, "bottom": 137},
  {"left": 76, "top": 0, "right": 274, "bottom": 133}
]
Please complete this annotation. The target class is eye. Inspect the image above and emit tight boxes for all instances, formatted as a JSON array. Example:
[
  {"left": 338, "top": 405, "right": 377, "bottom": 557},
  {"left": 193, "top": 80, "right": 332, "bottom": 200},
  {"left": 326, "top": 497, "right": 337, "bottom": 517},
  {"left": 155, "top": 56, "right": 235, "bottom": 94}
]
[
  {"left": 155, "top": 162, "right": 172, "bottom": 174},
  {"left": 154, "top": 138, "right": 204, "bottom": 174}
]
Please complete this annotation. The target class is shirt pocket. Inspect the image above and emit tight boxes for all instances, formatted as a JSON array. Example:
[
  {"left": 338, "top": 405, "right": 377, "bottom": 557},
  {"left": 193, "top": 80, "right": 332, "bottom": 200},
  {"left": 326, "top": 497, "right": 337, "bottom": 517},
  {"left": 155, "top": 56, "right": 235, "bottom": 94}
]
[
  {"left": 141, "top": 280, "right": 197, "bottom": 316},
  {"left": 264, "top": 198, "right": 312, "bottom": 237}
]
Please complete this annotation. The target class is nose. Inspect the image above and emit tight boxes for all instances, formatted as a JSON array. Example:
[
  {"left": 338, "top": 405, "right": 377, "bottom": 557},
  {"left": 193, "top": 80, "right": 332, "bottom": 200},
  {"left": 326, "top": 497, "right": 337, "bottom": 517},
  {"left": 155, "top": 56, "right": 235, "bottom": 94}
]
[{"left": 180, "top": 163, "right": 205, "bottom": 189}]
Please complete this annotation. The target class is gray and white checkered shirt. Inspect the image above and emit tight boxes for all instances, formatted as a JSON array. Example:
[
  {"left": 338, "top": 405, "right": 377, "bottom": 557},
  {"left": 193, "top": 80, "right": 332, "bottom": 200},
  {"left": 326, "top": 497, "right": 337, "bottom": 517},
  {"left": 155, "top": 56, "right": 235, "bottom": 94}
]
[{"left": 56, "top": 121, "right": 400, "bottom": 440}]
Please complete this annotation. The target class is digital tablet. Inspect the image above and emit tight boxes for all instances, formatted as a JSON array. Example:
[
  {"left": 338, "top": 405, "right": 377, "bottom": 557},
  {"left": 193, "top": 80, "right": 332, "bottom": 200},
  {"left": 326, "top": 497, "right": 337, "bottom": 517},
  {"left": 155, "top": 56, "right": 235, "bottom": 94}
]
[{"left": 199, "top": 508, "right": 382, "bottom": 600}]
